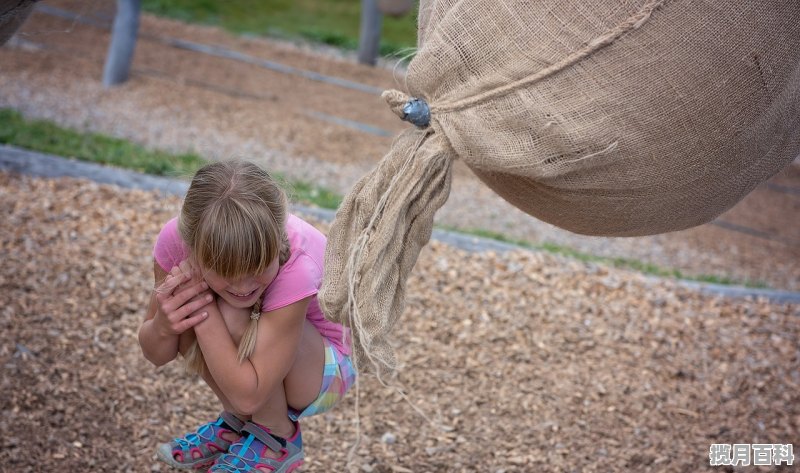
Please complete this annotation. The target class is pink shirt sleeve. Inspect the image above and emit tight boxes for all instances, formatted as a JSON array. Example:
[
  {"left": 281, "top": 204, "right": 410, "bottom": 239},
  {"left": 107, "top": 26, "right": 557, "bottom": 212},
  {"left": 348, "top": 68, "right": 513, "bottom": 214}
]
[
  {"left": 153, "top": 217, "right": 189, "bottom": 272},
  {"left": 261, "top": 249, "right": 322, "bottom": 312}
]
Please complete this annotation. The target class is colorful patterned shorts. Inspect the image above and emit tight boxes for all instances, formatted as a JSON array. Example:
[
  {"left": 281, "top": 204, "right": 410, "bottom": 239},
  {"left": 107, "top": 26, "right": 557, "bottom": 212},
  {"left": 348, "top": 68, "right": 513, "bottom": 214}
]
[{"left": 289, "top": 338, "right": 356, "bottom": 420}]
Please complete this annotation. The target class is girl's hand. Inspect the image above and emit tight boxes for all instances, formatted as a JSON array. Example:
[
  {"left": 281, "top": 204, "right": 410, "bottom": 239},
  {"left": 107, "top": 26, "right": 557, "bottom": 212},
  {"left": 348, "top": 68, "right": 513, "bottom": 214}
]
[{"left": 153, "top": 261, "right": 214, "bottom": 337}]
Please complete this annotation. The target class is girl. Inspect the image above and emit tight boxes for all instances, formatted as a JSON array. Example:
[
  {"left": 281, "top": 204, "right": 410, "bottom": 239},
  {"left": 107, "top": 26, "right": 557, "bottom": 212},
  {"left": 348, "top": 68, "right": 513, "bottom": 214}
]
[{"left": 138, "top": 160, "right": 355, "bottom": 472}]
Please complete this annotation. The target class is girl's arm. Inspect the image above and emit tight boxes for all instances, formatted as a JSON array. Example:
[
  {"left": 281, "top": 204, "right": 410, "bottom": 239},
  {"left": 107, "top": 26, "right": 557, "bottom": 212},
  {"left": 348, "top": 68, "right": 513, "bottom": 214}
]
[
  {"left": 139, "top": 260, "right": 211, "bottom": 366},
  {"left": 192, "top": 295, "right": 311, "bottom": 414}
]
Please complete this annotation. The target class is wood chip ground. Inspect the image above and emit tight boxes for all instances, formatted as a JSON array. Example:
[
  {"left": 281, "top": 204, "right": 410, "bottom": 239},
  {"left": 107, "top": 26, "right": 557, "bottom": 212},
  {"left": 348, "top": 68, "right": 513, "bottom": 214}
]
[{"left": 1, "top": 172, "right": 797, "bottom": 472}]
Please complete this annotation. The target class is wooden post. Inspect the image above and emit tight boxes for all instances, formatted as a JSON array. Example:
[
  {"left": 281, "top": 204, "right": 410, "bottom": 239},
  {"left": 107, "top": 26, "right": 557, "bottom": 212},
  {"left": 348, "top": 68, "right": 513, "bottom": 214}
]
[
  {"left": 357, "top": 0, "right": 382, "bottom": 66},
  {"left": 103, "top": 0, "right": 141, "bottom": 87}
]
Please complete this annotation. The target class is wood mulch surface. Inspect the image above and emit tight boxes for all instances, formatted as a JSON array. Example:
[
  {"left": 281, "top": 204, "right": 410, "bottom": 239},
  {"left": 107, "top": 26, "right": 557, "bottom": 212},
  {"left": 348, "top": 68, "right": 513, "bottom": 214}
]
[
  {"left": 2, "top": 2, "right": 799, "bottom": 471},
  {"left": 1, "top": 172, "right": 798, "bottom": 472}
]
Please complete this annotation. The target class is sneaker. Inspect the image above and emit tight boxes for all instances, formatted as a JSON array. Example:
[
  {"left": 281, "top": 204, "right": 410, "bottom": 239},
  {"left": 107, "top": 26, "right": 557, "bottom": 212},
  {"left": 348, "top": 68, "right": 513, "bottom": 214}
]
[
  {"left": 156, "top": 412, "right": 245, "bottom": 470},
  {"left": 209, "top": 420, "right": 304, "bottom": 473}
]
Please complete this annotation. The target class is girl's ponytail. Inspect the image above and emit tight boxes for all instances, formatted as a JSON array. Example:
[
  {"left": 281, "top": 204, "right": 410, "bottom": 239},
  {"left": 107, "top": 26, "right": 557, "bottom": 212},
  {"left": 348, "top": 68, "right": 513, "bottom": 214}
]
[
  {"left": 184, "top": 339, "right": 206, "bottom": 375},
  {"left": 237, "top": 297, "right": 262, "bottom": 363}
]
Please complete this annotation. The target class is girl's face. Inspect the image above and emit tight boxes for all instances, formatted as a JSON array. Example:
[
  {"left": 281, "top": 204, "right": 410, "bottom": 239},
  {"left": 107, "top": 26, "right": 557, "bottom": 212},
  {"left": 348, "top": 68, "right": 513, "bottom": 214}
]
[{"left": 201, "top": 257, "right": 280, "bottom": 309}]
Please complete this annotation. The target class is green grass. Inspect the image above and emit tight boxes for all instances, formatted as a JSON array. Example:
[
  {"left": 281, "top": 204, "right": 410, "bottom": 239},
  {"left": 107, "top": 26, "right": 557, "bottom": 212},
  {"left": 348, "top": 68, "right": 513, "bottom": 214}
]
[
  {"left": 0, "top": 108, "right": 205, "bottom": 177},
  {"left": 275, "top": 175, "right": 343, "bottom": 210},
  {"left": 451, "top": 227, "right": 770, "bottom": 289},
  {"left": 141, "top": 0, "right": 419, "bottom": 58}
]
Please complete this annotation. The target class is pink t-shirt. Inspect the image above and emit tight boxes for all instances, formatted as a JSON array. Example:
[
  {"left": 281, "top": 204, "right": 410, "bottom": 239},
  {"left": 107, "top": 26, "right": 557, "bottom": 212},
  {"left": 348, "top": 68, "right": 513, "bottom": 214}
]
[{"left": 153, "top": 214, "right": 351, "bottom": 356}]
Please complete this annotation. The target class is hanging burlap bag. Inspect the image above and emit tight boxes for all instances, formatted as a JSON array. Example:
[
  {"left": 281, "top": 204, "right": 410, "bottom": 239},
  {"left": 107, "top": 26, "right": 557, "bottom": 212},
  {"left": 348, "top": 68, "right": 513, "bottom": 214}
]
[{"left": 321, "top": 0, "right": 800, "bottom": 375}]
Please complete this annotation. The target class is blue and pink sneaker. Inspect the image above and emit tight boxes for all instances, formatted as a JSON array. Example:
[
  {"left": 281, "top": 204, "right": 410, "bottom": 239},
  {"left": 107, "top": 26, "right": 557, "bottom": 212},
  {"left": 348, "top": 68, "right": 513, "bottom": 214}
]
[
  {"left": 209, "top": 420, "right": 304, "bottom": 473},
  {"left": 156, "top": 412, "right": 245, "bottom": 470}
]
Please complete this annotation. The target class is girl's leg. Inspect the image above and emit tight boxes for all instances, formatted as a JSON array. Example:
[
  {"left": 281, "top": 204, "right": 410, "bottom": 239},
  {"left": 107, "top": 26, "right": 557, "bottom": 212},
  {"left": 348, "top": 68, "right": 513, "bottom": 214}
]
[
  {"left": 178, "top": 331, "right": 250, "bottom": 434},
  {"left": 207, "top": 320, "right": 325, "bottom": 471},
  {"left": 178, "top": 331, "right": 250, "bottom": 442},
  {"left": 176, "top": 312, "right": 324, "bottom": 437},
  {"left": 250, "top": 318, "right": 325, "bottom": 439},
  {"left": 156, "top": 332, "right": 248, "bottom": 469}
]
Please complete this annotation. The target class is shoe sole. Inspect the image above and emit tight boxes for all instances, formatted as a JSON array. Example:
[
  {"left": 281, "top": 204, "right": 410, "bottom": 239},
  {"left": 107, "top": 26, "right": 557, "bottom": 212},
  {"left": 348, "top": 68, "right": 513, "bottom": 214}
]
[
  {"left": 286, "top": 459, "right": 304, "bottom": 472},
  {"left": 280, "top": 455, "right": 304, "bottom": 473},
  {"left": 261, "top": 452, "right": 304, "bottom": 473},
  {"left": 156, "top": 442, "right": 222, "bottom": 470},
  {"left": 202, "top": 457, "right": 303, "bottom": 472}
]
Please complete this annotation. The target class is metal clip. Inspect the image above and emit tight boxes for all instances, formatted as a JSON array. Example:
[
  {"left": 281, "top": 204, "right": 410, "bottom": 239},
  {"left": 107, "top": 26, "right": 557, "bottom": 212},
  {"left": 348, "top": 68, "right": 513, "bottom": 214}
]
[{"left": 401, "top": 98, "right": 431, "bottom": 128}]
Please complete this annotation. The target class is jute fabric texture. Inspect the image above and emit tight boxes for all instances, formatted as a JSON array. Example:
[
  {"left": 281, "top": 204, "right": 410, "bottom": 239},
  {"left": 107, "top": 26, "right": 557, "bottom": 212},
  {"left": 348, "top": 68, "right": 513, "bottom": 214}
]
[{"left": 321, "top": 0, "right": 800, "bottom": 374}]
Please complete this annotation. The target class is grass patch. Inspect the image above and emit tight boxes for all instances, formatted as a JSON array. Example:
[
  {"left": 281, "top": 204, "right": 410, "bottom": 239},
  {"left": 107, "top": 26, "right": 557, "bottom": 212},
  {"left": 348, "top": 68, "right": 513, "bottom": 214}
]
[
  {"left": 452, "top": 226, "right": 770, "bottom": 289},
  {"left": 0, "top": 108, "right": 344, "bottom": 209},
  {"left": 141, "top": 0, "right": 418, "bottom": 57},
  {"left": 0, "top": 108, "right": 205, "bottom": 177},
  {"left": 275, "top": 175, "right": 343, "bottom": 210},
  {"left": 457, "top": 228, "right": 533, "bottom": 248}
]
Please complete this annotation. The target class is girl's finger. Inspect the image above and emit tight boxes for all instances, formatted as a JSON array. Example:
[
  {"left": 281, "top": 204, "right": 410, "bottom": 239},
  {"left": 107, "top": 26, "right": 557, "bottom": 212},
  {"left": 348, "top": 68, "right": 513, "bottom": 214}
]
[
  {"left": 173, "top": 261, "right": 199, "bottom": 293},
  {"left": 178, "top": 259, "right": 193, "bottom": 277},
  {"left": 155, "top": 275, "right": 182, "bottom": 302},
  {"left": 168, "top": 283, "right": 212, "bottom": 317},
  {"left": 176, "top": 311, "right": 209, "bottom": 333},
  {"left": 156, "top": 270, "right": 189, "bottom": 293},
  {"left": 168, "top": 292, "right": 213, "bottom": 324},
  {"left": 168, "top": 266, "right": 193, "bottom": 286},
  {"left": 176, "top": 261, "right": 196, "bottom": 288}
]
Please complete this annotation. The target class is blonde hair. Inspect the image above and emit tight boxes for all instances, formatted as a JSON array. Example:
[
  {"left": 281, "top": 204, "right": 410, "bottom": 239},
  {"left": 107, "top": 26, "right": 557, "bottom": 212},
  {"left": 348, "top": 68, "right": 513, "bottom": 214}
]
[{"left": 179, "top": 160, "right": 290, "bottom": 374}]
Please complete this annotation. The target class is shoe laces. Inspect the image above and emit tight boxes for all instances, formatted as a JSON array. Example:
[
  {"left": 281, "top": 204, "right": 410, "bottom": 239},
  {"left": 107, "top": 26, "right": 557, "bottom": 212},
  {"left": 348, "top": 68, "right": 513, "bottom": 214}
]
[
  {"left": 211, "top": 434, "right": 264, "bottom": 472},
  {"left": 173, "top": 418, "right": 221, "bottom": 450}
]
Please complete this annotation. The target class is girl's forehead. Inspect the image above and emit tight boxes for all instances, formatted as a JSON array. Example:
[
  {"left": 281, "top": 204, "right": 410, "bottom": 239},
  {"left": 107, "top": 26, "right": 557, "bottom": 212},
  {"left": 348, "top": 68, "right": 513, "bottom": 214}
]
[
  {"left": 199, "top": 256, "right": 278, "bottom": 282},
  {"left": 202, "top": 266, "right": 247, "bottom": 281}
]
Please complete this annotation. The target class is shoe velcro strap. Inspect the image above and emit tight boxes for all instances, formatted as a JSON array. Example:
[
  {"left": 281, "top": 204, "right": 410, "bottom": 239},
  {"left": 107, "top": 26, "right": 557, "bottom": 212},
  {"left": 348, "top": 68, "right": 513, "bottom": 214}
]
[
  {"left": 242, "top": 422, "right": 286, "bottom": 453},
  {"left": 220, "top": 411, "right": 245, "bottom": 433}
]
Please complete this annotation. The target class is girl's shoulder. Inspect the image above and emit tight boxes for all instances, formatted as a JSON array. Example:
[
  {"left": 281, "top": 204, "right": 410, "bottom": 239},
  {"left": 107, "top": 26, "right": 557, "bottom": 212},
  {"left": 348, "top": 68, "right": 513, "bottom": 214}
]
[
  {"left": 260, "top": 215, "right": 326, "bottom": 312},
  {"left": 153, "top": 216, "right": 188, "bottom": 272},
  {"left": 285, "top": 214, "right": 326, "bottom": 263}
]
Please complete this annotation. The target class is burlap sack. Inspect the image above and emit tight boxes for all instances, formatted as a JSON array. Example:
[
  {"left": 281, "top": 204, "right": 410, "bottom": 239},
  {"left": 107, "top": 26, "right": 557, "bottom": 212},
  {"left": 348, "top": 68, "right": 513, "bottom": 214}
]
[
  {"left": 321, "top": 0, "right": 800, "bottom": 374},
  {"left": 0, "top": 0, "right": 39, "bottom": 46}
]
